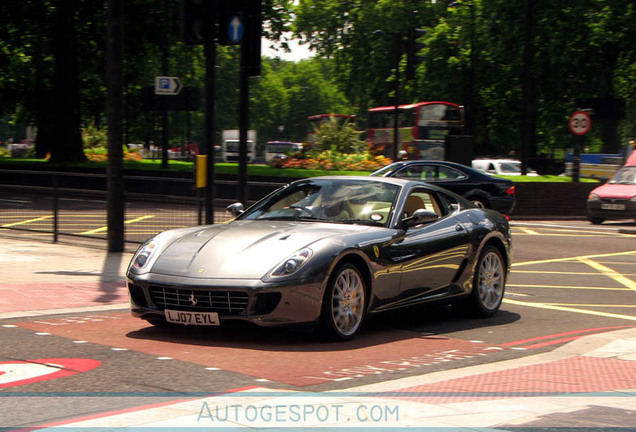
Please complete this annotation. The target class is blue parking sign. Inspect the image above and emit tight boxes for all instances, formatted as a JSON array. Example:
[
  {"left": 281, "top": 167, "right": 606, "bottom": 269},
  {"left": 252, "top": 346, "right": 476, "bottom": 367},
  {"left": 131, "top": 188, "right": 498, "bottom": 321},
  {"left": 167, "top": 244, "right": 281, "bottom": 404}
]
[{"left": 159, "top": 78, "right": 171, "bottom": 90}]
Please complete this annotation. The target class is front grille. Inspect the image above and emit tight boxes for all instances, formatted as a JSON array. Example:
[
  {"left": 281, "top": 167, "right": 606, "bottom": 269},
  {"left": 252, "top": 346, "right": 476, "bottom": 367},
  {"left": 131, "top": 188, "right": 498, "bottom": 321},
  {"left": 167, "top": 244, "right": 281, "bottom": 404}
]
[
  {"left": 600, "top": 198, "right": 627, "bottom": 204},
  {"left": 149, "top": 285, "right": 249, "bottom": 315}
]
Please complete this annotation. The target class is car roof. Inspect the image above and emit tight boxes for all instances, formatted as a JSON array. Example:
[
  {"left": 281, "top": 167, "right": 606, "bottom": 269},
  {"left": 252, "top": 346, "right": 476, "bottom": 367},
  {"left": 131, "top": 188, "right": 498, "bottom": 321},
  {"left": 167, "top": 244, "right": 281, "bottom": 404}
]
[
  {"left": 378, "top": 160, "right": 505, "bottom": 177},
  {"left": 473, "top": 158, "right": 521, "bottom": 163},
  {"left": 297, "top": 175, "right": 414, "bottom": 187}
]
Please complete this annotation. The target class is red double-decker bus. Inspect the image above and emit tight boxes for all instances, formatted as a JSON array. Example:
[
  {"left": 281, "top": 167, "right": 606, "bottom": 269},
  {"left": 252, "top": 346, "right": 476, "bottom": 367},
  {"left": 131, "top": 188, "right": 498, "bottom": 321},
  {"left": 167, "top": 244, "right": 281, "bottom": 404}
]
[
  {"left": 306, "top": 113, "right": 357, "bottom": 146},
  {"left": 367, "top": 101, "right": 465, "bottom": 160}
]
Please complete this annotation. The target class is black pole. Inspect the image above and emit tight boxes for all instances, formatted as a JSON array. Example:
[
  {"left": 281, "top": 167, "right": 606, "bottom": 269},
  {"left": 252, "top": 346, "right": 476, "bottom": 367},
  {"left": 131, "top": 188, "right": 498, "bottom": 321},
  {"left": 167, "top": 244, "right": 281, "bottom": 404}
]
[
  {"left": 161, "top": 0, "right": 169, "bottom": 169},
  {"left": 106, "top": 0, "right": 124, "bottom": 252},
  {"left": 238, "top": 44, "right": 249, "bottom": 205},
  {"left": 204, "top": 39, "right": 216, "bottom": 224},
  {"left": 393, "top": 34, "right": 400, "bottom": 161},
  {"left": 520, "top": 0, "right": 534, "bottom": 175},
  {"left": 467, "top": 4, "right": 475, "bottom": 137}
]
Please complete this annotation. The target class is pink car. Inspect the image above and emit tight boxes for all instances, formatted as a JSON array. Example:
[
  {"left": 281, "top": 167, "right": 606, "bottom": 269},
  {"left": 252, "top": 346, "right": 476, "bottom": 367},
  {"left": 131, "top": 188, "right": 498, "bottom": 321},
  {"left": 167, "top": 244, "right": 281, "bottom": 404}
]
[{"left": 586, "top": 150, "right": 636, "bottom": 224}]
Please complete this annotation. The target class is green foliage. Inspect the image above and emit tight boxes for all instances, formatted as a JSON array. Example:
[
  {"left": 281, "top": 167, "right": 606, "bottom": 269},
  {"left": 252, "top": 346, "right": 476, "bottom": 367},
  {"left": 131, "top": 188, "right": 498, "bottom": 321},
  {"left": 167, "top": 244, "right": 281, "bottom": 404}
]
[
  {"left": 0, "top": 0, "right": 634, "bottom": 165},
  {"left": 295, "top": 0, "right": 635, "bottom": 156},
  {"left": 311, "top": 115, "right": 366, "bottom": 154},
  {"left": 82, "top": 123, "right": 107, "bottom": 149}
]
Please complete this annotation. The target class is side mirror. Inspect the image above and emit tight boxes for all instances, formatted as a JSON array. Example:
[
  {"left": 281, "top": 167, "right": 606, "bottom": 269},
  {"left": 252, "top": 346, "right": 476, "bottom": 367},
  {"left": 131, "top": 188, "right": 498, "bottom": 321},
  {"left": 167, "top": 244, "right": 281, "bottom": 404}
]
[
  {"left": 401, "top": 209, "right": 439, "bottom": 228},
  {"left": 226, "top": 202, "right": 244, "bottom": 217}
]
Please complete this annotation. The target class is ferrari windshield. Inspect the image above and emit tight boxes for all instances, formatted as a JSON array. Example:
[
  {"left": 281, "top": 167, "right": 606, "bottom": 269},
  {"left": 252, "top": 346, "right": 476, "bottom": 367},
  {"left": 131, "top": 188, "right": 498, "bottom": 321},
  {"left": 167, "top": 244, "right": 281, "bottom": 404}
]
[{"left": 240, "top": 178, "right": 400, "bottom": 227}]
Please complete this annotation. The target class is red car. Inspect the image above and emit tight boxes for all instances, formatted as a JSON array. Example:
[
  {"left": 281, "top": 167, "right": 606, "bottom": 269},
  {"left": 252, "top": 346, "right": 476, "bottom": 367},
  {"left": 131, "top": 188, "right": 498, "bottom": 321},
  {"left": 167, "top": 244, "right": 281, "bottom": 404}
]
[{"left": 586, "top": 150, "right": 636, "bottom": 224}]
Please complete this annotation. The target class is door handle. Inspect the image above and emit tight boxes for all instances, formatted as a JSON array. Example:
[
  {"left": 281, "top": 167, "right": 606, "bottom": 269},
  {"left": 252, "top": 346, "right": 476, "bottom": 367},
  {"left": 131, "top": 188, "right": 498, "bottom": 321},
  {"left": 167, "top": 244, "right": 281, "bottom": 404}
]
[{"left": 455, "top": 224, "right": 464, "bottom": 231}]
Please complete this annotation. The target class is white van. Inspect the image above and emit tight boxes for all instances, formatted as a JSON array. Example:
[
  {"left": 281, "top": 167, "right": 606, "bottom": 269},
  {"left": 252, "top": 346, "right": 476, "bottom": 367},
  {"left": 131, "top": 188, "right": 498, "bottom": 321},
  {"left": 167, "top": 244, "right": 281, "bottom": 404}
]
[
  {"left": 222, "top": 139, "right": 255, "bottom": 163},
  {"left": 472, "top": 159, "right": 538, "bottom": 176}
]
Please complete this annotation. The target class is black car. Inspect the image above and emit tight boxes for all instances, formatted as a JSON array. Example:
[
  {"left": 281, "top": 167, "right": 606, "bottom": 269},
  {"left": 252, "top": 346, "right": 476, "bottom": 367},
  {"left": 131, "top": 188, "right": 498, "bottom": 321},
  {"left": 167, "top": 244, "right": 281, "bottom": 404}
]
[{"left": 371, "top": 160, "right": 515, "bottom": 214}]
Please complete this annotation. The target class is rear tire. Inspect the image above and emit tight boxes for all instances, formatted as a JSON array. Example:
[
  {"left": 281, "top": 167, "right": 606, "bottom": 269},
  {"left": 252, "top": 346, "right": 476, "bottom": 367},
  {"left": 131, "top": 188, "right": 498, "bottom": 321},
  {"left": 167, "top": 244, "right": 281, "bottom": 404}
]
[
  {"left": 469, "top": 197, "right": 488, "bottom": 209},
  {"left": 467, "top": 245, "right": 506, "bottom": 317},
  {"left": 320, "top": 263, "right": 366, "bottom": 341}
]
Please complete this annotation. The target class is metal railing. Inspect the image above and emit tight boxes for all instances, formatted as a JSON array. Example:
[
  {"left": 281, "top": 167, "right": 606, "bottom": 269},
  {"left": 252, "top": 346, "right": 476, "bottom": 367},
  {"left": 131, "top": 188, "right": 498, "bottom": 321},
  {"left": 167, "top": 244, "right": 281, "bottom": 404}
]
[{"left": 0, "top": 169, "right": 286, "bottom": 245}]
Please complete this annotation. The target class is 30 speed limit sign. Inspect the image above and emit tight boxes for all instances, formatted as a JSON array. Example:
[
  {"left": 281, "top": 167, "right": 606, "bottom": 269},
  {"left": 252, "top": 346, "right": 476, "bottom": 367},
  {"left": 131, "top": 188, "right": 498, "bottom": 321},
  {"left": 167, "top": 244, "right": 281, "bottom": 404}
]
[{"left": 569, "top": 110, "right": 591, "bottom": 135}]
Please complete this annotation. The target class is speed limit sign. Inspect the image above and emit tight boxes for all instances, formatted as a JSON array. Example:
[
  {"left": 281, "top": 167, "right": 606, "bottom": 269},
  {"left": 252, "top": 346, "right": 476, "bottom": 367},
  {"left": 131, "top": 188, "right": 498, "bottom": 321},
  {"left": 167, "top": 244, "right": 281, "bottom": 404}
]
[{"left": 570, "top": 110, "right": 591, "bottom": 135}]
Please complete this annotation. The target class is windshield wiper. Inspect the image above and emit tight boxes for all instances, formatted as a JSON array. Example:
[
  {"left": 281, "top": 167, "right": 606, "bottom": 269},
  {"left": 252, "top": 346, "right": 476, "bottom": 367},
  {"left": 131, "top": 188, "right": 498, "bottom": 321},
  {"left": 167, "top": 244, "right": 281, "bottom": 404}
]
[
  {"left": 295, "top": 216, "right": 328, "bottom": 221},
  {"left": 339, "top": 219, "right": 380, "bottom": 226}
]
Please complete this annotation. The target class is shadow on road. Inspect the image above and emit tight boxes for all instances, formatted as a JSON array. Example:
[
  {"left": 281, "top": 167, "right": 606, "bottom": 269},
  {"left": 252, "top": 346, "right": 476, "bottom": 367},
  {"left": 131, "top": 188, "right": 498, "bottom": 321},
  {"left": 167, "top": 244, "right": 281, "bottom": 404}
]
[{"left": 125, "top": 304, "right": 521, "bottom": 352}]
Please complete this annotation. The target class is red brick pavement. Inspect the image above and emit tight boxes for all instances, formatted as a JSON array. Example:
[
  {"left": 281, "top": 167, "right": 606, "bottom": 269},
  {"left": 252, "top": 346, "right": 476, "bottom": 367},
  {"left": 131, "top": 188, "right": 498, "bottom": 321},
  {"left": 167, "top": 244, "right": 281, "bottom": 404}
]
[
  {"left": 384, "top": 356, "right": 636, "bottom": 403},
  {"left": 17, "top": 312, "right": 512, "bottom": 387}
]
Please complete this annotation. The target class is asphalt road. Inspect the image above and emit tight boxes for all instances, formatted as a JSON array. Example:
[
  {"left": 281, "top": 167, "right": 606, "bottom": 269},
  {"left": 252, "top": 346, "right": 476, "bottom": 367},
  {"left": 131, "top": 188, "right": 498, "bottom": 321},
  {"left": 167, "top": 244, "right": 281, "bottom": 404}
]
[{"left": 1, "top": 220, "right": 635, "bottom": 429}]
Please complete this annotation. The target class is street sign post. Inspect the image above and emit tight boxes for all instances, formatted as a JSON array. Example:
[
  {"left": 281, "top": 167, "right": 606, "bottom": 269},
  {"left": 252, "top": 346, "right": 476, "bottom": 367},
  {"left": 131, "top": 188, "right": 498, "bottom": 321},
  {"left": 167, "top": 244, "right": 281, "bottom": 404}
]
[
  {"left": 569, "top": 110, "right": 591, "bottom": 135},
  {"left": 569, "top": 110, "right": 591, "bottom": 183},
  {"left": 154, "top": 76, "right": 182, "bottom": 95}
]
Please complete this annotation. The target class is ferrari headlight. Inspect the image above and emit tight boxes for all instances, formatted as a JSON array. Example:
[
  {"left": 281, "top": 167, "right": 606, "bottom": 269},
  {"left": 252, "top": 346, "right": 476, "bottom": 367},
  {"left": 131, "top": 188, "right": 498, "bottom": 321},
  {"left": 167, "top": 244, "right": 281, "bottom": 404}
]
[
  {"left": 131, "top": 239, "right": 159, "bottom": 272},
  {"left": 588, "top": 193, "right": 599, "bottom": 201},
  {"left": 270, "top": 248, "right": 313, "bottom": 277}
]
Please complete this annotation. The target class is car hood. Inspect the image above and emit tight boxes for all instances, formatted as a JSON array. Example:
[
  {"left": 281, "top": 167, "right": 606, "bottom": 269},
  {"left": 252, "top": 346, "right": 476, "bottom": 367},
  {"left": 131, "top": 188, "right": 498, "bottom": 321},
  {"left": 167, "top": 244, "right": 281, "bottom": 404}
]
[
  {"left": 151, "top": 220, "right": 372, "bottom": 279},
  {"left": 591, "top": 183, "right": 636, "bottom": 200}
]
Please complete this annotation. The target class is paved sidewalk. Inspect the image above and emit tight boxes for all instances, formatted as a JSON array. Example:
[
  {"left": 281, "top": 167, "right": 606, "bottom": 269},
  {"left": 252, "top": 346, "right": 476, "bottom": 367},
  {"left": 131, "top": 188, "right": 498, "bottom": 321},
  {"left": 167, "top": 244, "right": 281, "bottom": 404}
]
[
  {"left": 0, "top": 235, "right": 132, "bottom": 319},
  {"left": 1, "top": 234, "right": 635, "bottom": 430}
]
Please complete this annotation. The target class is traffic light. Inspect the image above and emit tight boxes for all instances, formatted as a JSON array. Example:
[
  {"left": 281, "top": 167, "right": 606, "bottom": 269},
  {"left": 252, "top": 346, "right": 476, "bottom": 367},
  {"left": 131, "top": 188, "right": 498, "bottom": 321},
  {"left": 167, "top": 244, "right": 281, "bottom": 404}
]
[
  {"left": 181, "top": 0, "right": 212, "bottom": 45},
  {"left": 242, "top": 0, "right": 262, "bottom": 76},
  {"left": 406, "top": 28, "right": 426, "bottom": 80},
  {"left": 218, "top": 0, "right": 262, "bottom": 75}
]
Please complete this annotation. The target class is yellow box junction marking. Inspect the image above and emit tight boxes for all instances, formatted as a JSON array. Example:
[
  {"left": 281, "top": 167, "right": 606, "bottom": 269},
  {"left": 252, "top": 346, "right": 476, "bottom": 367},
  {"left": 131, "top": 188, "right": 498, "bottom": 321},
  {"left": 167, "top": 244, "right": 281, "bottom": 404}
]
[
  {"left": 506, "top": 250, "right": 636, "bottom": 320},
  {"left": 577, "top": 257, "right": 636, "bottom": 293},
  {"left": 1, "top": 216, "right": 54, "bottom": 228},
  {"left": 503, "top": 298, "right": 636, "bottom": 322},
  {"left": 80, "top": 215, "right": 155, "bottom": 235},
  {"left": 512, "top": 250, "right": 636, "bottom": 268}
]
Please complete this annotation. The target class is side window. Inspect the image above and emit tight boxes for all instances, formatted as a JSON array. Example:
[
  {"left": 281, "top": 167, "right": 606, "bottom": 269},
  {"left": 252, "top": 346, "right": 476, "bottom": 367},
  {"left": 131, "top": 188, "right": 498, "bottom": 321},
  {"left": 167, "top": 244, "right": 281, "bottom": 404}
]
[
  {"left": 438, "top": 166, "right": 467, "bottom": 180},
  {"left": 437, "top": 191, "right": 459, "bottom": 214},
  {"left": 395, "top": 165, "right": 423, "bottom": 180},
  {"left": 421, "top": 165, "right": 437, "bottom": 180},
  {"left": 403, "top": 190, "right": 443, "bottom": 218}
]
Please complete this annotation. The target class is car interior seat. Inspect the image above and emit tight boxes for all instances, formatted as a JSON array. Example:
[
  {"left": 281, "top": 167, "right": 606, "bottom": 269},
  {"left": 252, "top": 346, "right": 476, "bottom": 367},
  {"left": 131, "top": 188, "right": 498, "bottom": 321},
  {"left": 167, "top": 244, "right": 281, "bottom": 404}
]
[{"left": 404, "top": 195, "right": 425, "bottom": 218}]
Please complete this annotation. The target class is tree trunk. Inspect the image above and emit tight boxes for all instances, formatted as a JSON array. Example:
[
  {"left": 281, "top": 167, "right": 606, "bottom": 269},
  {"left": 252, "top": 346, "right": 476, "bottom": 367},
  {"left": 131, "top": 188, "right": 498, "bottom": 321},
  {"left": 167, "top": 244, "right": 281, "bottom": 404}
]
[{"left": 49, "top": 0, "right": 86, "bottom": 163}]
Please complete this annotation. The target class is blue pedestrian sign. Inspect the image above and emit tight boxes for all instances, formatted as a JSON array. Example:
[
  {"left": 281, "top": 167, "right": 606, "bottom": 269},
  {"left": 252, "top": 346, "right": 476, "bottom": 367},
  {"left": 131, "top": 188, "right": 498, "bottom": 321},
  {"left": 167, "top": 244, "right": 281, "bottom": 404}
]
[{"left": 227, "top": 15, "right": 244, "bottom": 44}]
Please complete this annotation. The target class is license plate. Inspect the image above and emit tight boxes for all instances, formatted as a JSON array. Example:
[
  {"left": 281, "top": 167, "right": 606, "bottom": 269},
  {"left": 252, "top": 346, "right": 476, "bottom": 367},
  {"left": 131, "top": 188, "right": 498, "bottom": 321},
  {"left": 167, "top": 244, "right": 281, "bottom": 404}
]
[
  {"left": 601, "top": 203, "right": 626, "bottom": 210},
  {"left": 165, "top": 309, "right": 220, "bottom": 326}
]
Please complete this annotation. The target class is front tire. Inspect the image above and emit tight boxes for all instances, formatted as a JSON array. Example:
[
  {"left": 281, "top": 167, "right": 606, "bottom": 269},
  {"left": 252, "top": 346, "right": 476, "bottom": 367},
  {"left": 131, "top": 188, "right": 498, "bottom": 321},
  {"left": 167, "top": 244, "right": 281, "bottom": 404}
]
[
  {"left": 320, "top": 263, "right": 366, "bottom": 340},
  {"left": 469, "top": 245, "right": 506, "bottom": 317},
  {"left": 588, "top": 217, "right": 605, "bottom": 225}
]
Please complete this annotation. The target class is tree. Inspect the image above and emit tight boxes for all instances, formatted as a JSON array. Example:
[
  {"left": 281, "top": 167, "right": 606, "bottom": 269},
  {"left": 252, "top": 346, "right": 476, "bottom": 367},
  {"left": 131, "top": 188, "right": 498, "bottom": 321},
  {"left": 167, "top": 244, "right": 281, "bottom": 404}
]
[{"left": 294, "top": 0, "right": 636, "bottom": 158}]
